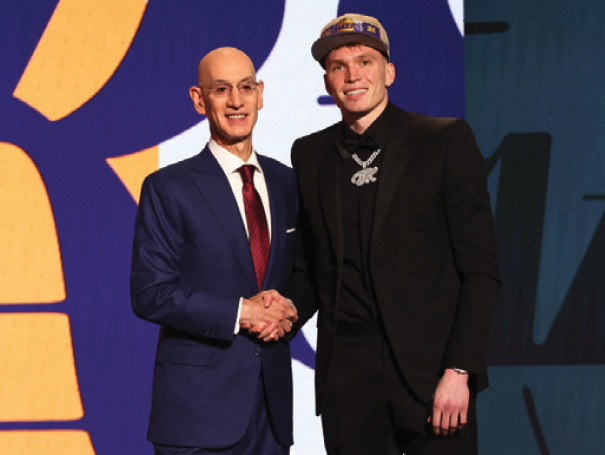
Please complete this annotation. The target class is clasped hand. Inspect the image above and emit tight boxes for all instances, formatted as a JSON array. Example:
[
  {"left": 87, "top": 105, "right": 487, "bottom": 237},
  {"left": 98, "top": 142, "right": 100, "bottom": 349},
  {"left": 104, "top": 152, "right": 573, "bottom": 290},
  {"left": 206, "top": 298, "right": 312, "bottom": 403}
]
[{"left": 239, "top": 290, "right": 298, "bottom": 342}]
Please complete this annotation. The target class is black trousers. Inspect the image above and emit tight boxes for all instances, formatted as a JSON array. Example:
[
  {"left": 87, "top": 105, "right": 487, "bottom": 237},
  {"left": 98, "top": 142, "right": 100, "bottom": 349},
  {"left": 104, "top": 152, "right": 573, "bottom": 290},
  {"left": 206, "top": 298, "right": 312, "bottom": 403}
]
[{"left": 321, "top": 320, "right": 477, "bottom": 455}]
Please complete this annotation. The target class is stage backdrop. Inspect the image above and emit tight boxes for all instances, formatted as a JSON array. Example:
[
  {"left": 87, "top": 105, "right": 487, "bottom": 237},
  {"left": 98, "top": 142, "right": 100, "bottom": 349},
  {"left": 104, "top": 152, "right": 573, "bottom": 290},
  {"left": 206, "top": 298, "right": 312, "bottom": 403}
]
[
  {"left": 0, "top": 1, "right": 601, "bottom": 454},
  {"left": 465, "top": 1, "right": 605, "bottom": 454}
]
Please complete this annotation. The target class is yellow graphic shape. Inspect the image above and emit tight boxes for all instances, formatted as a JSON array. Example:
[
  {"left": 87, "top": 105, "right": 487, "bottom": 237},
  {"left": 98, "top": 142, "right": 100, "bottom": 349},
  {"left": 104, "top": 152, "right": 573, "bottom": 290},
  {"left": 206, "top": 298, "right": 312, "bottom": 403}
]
[
  {"left": 0, "top": 143, "right": 65, "bottom": 304},
  {"left": 0, "top": 430, "right": 95, "bottom": 455},
  {"left": 107, "top": 146, "right": 159, "bottom": 203},
  {"left": 0, "top": 313, "right": 83, "bottom": 422},
  {"left": 13, "top": 0, "right": 147, "bottom": 121}
]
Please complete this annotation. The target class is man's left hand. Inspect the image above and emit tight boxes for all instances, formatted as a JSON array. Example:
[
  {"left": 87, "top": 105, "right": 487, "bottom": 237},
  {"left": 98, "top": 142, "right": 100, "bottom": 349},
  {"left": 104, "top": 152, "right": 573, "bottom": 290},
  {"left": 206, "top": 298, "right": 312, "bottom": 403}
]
[{"left": 428, "top": 368, "right": 470, "bottom": 436}]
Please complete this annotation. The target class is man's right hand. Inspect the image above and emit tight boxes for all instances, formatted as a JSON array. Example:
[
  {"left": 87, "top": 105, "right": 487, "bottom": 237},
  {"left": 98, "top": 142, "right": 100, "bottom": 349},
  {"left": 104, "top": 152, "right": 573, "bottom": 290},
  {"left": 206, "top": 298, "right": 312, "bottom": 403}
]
[{"left": 239, "top": 290, "right": 298, "bottom": 342}]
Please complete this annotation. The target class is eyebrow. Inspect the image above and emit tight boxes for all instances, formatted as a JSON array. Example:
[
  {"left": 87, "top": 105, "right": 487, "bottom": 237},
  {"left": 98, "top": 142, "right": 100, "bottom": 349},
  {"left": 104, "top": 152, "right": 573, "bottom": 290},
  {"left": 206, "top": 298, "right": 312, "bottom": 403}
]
[
  {"left": 329, "top": 53, "right": 375, "bottom": 64},
  {"left": 212, "top": 76, "right": 256, "bottom": 84}
]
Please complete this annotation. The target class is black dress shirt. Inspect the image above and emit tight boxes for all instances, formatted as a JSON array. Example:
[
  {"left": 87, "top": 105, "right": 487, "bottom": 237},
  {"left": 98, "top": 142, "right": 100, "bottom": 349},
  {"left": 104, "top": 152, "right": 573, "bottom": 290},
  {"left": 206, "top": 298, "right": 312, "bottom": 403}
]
[{"left": 337, "top": 103, "right": 395, "bottom": 322}]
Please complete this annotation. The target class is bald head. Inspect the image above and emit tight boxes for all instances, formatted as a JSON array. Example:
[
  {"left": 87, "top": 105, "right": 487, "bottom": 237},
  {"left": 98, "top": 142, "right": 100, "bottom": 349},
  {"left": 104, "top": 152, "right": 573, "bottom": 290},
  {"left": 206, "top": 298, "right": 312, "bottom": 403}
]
[
  {"left": 197, "top": 47, "right": 257, "bottom": 87},
  {"left": 189, "top": 47, "right": 264, "bottom": 161}
]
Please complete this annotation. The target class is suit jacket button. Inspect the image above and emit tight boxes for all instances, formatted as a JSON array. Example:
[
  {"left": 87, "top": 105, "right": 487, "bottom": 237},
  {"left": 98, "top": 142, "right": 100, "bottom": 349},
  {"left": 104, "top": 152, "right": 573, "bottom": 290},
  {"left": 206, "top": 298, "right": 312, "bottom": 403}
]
[{"left": 253, "top": 348, "right": 261, "bottom": 357}]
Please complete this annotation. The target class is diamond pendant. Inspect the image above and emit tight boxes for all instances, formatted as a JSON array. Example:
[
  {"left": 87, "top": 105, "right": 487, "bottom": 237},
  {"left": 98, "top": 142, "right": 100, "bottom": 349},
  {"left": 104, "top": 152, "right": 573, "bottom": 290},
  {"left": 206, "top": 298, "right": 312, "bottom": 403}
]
[
  {"left": 351, "top": 166, "right": 379, "bottom": 186},
  {"left": 350, "top": 149, "right": 381, "bottom": 186}
]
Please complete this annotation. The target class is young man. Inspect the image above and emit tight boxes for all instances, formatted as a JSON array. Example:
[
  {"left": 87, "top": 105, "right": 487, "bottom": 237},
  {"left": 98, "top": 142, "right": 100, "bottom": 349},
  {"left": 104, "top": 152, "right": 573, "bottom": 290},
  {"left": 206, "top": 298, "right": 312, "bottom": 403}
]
[
  {"left": 131, "top": 47, "right": 298, "bottom": 455},
  {"left": 288, "top": 14, "right": 501, "bottom": 455}
]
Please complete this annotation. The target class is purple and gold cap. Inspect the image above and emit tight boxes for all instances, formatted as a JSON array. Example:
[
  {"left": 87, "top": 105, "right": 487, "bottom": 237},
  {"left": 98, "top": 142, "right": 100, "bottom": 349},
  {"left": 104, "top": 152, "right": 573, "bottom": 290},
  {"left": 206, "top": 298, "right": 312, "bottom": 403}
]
[{"left": 311, "top": 13, "right": 390, "bottom": 66}]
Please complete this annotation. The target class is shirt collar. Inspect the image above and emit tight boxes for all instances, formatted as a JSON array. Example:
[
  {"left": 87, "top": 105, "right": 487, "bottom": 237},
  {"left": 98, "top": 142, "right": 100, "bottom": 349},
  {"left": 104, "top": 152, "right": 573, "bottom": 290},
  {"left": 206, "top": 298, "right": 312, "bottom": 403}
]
[
  {"left": 337, "top": 102, "right": 394, "bottom": 159},
  {"left": 208, "top": 139, "right": 263, "bottom": 176}
]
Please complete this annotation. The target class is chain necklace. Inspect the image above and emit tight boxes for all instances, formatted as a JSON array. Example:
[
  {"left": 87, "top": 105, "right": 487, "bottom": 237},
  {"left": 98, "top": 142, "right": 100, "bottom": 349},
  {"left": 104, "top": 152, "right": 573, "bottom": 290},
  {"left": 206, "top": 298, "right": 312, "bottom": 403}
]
[{"left": 350, "top": 149, "right": 381, "bottom": 186}]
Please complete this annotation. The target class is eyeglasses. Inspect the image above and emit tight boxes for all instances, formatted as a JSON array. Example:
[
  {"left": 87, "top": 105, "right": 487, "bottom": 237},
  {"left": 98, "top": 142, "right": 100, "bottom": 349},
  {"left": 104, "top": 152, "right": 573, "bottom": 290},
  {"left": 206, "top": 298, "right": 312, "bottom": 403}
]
[{"left": 201, "top": 80, "right": 259, "bottom": 97}]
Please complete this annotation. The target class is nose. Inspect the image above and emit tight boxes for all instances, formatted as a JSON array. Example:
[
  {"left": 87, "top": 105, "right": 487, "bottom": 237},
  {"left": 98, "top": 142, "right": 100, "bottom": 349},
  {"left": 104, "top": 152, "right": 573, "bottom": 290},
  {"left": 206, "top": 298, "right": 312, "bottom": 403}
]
[
  {"left": 227, "top": 86, "right": 244, "bottom": 108},
  {"left": 345, "top": 66, "right": 361, "bottom": 83}
]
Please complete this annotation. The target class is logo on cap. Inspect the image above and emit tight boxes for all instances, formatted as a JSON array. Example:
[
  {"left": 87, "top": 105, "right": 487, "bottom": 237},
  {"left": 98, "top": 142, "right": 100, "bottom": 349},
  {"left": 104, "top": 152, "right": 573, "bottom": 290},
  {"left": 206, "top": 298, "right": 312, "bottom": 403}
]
[{"left": 321, "top": 18, "right": 383, "bottom": 42}]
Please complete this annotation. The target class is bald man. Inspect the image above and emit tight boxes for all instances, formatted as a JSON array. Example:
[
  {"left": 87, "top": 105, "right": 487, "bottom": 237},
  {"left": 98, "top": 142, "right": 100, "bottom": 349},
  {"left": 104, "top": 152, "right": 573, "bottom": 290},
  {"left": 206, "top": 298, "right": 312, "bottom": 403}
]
[{"left": 131, "top": 47, "right": 298, "bottom": 455}]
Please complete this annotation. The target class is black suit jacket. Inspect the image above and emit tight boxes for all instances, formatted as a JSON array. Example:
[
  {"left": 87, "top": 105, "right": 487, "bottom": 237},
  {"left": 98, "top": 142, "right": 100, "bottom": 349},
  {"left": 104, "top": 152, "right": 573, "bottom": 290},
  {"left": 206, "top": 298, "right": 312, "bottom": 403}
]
[{"left": 288, "top": 104, "right": 501, "bottom": 413}]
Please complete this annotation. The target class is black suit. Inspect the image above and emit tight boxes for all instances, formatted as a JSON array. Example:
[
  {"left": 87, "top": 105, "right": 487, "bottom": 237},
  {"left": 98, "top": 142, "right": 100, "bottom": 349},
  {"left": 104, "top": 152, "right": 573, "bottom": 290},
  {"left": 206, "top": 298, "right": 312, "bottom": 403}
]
[{"left": 288, "top": 104, "right": 500, "bottom": 453}]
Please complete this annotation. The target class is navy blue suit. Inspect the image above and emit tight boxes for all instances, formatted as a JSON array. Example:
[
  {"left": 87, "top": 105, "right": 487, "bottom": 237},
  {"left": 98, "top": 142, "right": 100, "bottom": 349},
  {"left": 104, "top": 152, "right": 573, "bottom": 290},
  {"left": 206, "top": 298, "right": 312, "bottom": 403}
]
[{"left": 131, "top": 147, "right": 297, "bottom": 449}]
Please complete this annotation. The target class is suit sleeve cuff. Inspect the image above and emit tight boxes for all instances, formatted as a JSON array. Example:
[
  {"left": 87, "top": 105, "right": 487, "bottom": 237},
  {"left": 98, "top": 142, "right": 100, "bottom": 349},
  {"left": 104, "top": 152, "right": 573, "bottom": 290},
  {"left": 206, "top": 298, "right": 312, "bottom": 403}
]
[{"left": 234, "top": 297, "right": 243, "bottom": 334}]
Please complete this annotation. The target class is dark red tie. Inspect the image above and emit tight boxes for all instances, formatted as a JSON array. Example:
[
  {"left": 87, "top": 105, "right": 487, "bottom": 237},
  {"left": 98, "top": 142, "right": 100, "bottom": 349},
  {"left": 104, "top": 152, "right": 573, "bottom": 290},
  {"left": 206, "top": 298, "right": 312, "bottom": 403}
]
[{"left": 237, "top": 165, "right": 270, "bottom": 290}]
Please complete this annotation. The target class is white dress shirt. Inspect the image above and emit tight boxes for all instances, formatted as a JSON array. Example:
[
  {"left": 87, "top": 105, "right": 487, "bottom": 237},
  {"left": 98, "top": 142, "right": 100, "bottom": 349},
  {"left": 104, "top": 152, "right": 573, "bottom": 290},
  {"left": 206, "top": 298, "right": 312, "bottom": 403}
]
[
  {"left": 207, "top": 140, "right": 272, "bottom": 333},
  {"left": 208, "top": 140, "right": 272, "bottom": 240}
]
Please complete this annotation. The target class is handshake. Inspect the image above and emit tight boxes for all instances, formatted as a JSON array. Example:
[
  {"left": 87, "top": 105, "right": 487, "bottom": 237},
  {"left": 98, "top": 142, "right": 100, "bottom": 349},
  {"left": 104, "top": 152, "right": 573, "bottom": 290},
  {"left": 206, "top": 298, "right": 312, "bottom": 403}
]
[{"left": 239, "top": 290, "right": 298, "bottom": 342}]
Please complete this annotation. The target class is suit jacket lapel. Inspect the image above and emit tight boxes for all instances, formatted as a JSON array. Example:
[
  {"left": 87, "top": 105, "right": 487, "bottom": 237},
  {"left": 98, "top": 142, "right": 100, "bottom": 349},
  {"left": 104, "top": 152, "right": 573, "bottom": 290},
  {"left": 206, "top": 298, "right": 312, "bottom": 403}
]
[
  {"left": 318, "top": 129, "right": 344, "bottom": 267},
  {"left": 371, "top": 109, "right": 413, "bottom": 243},
  {"left": 189, "top": 148, "right": 258, "bottom": 292},
  {"left": 259, "top": 156, "right": 284, "bottom": 289}
]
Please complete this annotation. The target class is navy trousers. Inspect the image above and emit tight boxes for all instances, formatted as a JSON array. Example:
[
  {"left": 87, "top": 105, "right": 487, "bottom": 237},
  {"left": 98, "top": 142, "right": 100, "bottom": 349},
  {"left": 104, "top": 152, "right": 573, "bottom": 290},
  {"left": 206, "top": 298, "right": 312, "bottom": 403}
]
[{"left": 153, "top": 376, "right": 289, "bottom": 455}]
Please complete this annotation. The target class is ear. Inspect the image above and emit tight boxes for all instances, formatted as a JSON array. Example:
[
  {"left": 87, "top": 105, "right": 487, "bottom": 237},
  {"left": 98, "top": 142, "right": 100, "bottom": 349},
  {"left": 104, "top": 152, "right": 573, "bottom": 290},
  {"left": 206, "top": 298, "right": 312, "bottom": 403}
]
[
  {"left": 189, "top": 86, "right": 206, "bottom": 115},
  {"left": 385, "top": 62, "right": 395, "bottom": 88},
  {"left": 257, "top": 80, "right": 265, "bottom": 110}
]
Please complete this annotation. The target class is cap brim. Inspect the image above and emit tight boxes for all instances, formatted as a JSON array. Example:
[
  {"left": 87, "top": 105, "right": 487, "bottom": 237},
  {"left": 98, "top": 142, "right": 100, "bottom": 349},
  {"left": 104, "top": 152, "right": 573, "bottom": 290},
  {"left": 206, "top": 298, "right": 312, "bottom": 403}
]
[{"left": 311, "top": 33, "right": 388, "bottom": 64}]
